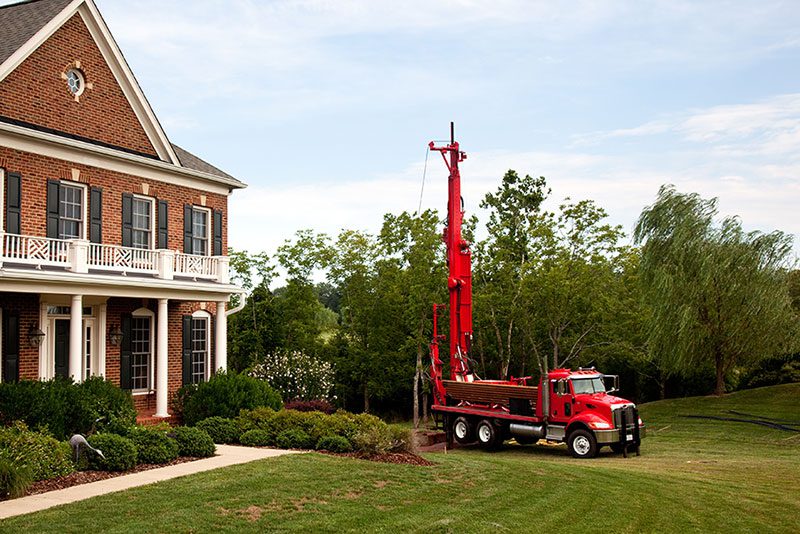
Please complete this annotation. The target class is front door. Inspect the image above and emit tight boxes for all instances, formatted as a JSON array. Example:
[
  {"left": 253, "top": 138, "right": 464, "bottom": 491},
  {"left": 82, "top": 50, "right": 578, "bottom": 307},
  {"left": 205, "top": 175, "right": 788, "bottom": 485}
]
[{"left": 54, "top": 319, "right": 70, "bottom": 379}]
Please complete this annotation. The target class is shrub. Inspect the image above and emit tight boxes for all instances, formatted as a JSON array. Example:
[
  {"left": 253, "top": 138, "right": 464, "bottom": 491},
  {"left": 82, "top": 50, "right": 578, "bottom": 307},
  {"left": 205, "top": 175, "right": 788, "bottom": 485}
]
[
  {"left": 387, "top": 424, "right": 414, "bottom": 453},
  {"left": 352, "top": 425, "right": 393, "bottom": 455},
  {"left": 0, "top": 422, "right": 74, "bottom": 481},
  {"left": 129, "top": 427, "right": 179, "bottom": 464},
  {"left": 172, "top": 427, "right": 215, "bottom": 458},
  {"left": 275, "top": 429, "right": 313, "bottom": 450},
  {"left": 316, "top": 435, "right": 352, "bottom": 453},
  {"left": 740, "top": 353, "right": 800, "bottom": 390},
  {"left": 0, "top": 458, "right": 31, "bottom": 499},
  {"left": 170, "top": 384, "right": 197, "bottom": 421},
  {"left": 0, "top": 377, "right": 136, "bottom": 440},
  {"left": 86, "top": 433, "right": 137, "bottom": 472},
  {"left": 181, "top": 372, "right": 282, "bottom": 426},
  {"left": 237, "top": 407, "right": 276, "bottom": 434},
  {"left": 239, "top": 429, "right": 273, "bottom": 447},
  {"left": 250, "top": 349, "right": 335, "bottom": 402},
  {"left": 196, "top": 417, "right": 241, "bottom": 444},
  {"left": 284, "top": 399, "right": 336, "bottom": 414}
]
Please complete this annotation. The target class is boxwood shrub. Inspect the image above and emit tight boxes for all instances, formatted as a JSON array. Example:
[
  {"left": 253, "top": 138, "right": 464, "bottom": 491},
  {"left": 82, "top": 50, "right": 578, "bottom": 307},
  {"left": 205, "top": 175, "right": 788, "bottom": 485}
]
[
  {"left": 87, "top": 433, "right": 138, "bottom": 472},
  {"left": 181, "top": 372, "right": 282, "bottom": 426},
  {"left": 275, "top": 429, "right": 313, "bottom": 450},
  {"left": 0, "top": 422, "right": 74, "bottom": 481},
  {"left": 172, "top": 427, "right": 215, "bottom": 458},
  {"left": 129, "top": 427, "right": 179, "bottom": 464},
  {"left": 239, "top": 429, "right": 273, "bottom": 447},
  {"left": 196, "top": 417, "right": 241, "bottom": 444},
  {"left": 316, "top": 435, "right": 352, "bottom": 453}
]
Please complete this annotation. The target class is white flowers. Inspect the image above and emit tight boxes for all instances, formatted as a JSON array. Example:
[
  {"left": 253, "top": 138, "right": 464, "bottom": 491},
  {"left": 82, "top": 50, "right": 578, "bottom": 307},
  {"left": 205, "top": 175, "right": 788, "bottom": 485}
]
[{"left": 249, "top": 350, "right": 336, "bottom": 401}]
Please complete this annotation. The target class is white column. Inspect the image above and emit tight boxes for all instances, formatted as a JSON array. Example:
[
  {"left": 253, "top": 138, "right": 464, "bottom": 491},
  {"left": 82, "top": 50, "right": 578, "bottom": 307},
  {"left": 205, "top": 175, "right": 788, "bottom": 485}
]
[
  {"left": 215, "top": 301, "right": 227, "bottom": 372},
  {"left": 69, "top": 295, "right": 83, "bottom": 382},
  {"left": 68, "top": 240, "right": 89, "bottom": 273},
  {"left": 155, "top": 298, "right": 169, "bottom": 417},
  {"left": 97, "top": 303, "right": 107, "bottom": 377}
]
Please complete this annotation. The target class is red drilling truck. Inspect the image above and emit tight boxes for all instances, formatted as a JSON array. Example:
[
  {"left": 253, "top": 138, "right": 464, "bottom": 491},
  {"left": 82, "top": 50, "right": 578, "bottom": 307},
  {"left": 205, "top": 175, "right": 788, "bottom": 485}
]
[{"left": 428, "top": 124, "right": 645, "bottom": 458}]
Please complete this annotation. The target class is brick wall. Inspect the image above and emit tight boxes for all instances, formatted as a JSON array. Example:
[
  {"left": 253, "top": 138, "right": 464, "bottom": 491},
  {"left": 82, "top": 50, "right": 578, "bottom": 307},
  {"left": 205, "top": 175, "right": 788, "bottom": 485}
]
[
  {"left": 0, "top": 13, "right": 158, "bottom": 158},
  {"left": 0, "top": 146, "right": 227, "bottom": 253}
]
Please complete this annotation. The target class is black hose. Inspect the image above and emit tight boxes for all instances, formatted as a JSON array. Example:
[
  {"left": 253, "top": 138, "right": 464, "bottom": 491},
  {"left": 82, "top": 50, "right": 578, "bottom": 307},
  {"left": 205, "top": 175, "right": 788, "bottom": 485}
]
[
  {"left": 725, "top": 410, "right": 800, "bottom": 425},
  {"left": 681, "top": 414, "right": 799, "bottom": 432}
]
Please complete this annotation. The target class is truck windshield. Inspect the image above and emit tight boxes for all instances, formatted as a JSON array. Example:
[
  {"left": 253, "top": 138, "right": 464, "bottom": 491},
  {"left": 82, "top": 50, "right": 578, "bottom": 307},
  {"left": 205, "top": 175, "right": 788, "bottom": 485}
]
[{"left": 571, "top": 377, "right": 606, "bottom": 395}]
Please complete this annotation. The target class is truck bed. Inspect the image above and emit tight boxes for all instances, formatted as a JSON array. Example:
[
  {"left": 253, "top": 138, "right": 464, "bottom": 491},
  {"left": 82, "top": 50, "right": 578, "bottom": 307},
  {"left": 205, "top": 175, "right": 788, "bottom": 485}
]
[{"left": 442, "top": 380, "right": 538, "bottom": 413}]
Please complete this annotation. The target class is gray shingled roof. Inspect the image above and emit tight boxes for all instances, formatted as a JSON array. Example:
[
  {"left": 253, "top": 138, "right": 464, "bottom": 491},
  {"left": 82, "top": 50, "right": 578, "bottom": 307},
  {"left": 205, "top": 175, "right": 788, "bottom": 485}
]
[
  {"left": 0, "top": 0, "right": 243, "bottom": 187},
  {"left": 0, "top": 0, "right": 73, "bottom": 66}
]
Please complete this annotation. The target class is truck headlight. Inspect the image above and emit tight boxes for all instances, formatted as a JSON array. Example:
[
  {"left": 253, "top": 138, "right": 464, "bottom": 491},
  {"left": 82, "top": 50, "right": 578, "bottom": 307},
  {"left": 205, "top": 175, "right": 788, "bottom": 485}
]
[
  {"left": 589, "top": 421, "right": 612, "bottom": 430},
  {"left": 638, "top": 417, "right": 643, "bottom": 426}
]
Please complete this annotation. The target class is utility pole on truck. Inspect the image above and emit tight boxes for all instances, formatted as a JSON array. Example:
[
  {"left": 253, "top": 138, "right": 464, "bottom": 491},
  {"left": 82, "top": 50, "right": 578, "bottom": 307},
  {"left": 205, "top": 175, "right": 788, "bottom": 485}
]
[{"left": 427, "top": 123, "right": 645, "bottom": 458}]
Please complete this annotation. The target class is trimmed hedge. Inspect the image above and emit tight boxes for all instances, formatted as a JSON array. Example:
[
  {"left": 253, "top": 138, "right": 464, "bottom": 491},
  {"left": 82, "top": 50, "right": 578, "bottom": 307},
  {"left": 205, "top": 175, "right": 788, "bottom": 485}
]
[
  {"left": 172, "top": 427, "right": 215, "bottom": 458},
  {"left": 0, "top": 377, "right": 136, "bottom": 440},
  {"left": 239, "top": 429, "right": 272, "bottom": 447},
  {"left": 196, "top": 417, "right": 241, "bottom": 444},
  {"left": 276, "top": 429, "right": 313, "bottom": 450},
  {"left": 0, "top": 423, "right": 74, "bottom": 481},
  {"left": 316, "top": 435, "right": 352, "bottom": 453},
  {"left": 180, "top": 372, "right": 282, "bottom": 426},
  {"left": 129, "top": 427, "right": 179, "bottom": 464},
  {"left": 87, "top": 433, "right": 138, "bottom": 472}
]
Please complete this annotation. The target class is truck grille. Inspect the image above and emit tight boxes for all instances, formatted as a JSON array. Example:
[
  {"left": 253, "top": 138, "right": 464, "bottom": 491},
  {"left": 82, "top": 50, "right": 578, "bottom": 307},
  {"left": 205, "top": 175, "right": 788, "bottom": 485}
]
[{"left": 613, "top": 405, "right": 637, "bottom": 429}]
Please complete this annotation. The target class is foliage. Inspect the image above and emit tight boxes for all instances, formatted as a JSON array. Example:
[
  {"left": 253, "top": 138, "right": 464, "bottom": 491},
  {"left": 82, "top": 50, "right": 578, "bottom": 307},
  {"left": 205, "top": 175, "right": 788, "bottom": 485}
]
[
  {"left": 128, "top": 427, "right": 179, "bottom": 464},
  {"left": 87, "top": 433, "right": 138, "bottom": 472},
  {"left": 0, "top": 422, "right": 74, "bottom": 481},
  {"left": 249, "top": 349, "right": 336, "bottom": 402},
  {"left": 283, "top": 399, "right": 336, "bottom": 414},
  {"left": 196, "top": 417, "right": 242, "bottom": 445},
  {"left": 315, "top": 435, "right": 352, "bottom": 453},
  {"left": 239, "top": 429, "right": 273, "bottom": 447},
  {"left": 352, "top": 426, "right": 393, "bottom": 455},
  {"left": 171, "top": 427, "right": 216, "bottom": 458},
  {"left": 386, "top": 424, "right": 414, "bottom": 453},
  {"left": 0, "top": 377, "right": 136, "bottom": 440},
  {"left": 634, "top": 185, "right": 799, "bottom": 394},
  {"left": 0, "top": 458, "right": 31, "bottom": 500},
  {"left": 181, "top": 371, "right": 282, "bottom": 426},
  {"left": 275, "top": 429, "right": 314, "bottom": 450},
  {"left": 739, "top": 353, "right": 800, "bottom": 390}
]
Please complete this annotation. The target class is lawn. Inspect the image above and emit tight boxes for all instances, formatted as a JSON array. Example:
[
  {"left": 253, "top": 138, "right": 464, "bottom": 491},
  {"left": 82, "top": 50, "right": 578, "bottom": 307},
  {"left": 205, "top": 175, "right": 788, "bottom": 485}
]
[{"left": 2, "top": 383, "right": 799, "bottom": 533}]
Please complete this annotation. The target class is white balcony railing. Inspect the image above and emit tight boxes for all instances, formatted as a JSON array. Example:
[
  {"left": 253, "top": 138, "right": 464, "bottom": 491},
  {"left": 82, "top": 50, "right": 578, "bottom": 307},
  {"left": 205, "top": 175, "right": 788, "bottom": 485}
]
[
  {"left": 0, "top": 233, "right": 229, "bottom": 284},
  {"left": 88, "top": 243, "right": 159, "bottom": 274}
]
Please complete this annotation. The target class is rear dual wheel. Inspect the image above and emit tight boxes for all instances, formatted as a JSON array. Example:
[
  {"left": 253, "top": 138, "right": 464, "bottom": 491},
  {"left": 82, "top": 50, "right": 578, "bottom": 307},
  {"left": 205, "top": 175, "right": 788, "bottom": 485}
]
[
  {"left": 452, "top": 417, "right": 474, "bottom": 445},
  {"left": 476, "top": 419, "right": 502, "bottom": 450}
]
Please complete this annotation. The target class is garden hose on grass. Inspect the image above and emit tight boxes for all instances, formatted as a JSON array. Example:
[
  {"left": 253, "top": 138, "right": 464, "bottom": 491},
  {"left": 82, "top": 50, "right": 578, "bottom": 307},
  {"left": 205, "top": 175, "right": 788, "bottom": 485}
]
[{"left": 681, "top": 414, "right": 800, "bottom": 432}]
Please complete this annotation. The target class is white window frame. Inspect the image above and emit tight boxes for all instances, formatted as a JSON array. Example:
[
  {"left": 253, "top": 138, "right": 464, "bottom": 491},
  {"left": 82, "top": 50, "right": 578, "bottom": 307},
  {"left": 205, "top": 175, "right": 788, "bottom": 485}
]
[
  {"left": 131, "top": 307, "right": 155, "bottom": 394},
  {"left": 131, "top": 194, "right": 156, "bottom": 250},
  {"left": 191, "top": 309, "right": 212, "bottom": 383},
  {"left": 57, "top": 181, "right": 88, "bottom": 240},
  {"left": 191, "top": 206, "right": 211, "bottom": 256}
]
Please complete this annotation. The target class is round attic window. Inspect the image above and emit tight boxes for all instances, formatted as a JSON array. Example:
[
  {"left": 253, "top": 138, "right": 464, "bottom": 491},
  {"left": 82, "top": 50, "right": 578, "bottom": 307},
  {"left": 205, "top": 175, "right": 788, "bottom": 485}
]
[{"left": 66, "top": 68, "right": 85, "bottom": 96}]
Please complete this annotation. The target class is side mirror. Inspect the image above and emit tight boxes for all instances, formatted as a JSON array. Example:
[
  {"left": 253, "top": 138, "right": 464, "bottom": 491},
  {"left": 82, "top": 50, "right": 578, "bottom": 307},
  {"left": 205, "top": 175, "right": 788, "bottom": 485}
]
[{"left": 604, "top": 375, "right": 619, "bottom": 394}]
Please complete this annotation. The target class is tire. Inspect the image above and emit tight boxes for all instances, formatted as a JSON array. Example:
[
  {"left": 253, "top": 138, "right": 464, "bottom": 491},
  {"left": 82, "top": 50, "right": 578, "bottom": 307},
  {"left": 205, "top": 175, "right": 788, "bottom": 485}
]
[
  {"left": 475, "top": 419, "right": 501, "bottom": 450},
  {"left": 609, "top": 442, "right": 625, "bottom": 454},
  {"left": 452, "top": 417, "right": 474, "bottom": 444},
  {"left": 567, "top": 429, "right": 598, "bottom": 459}
]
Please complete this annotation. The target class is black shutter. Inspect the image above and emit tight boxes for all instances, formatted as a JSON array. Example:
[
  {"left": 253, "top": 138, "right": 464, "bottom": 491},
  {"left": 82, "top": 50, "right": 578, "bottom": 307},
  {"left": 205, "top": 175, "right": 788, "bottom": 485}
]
[
  {"left": 121, "top": 193, "right": 133, "bottom": 247},
  {"left": 157, "top": 200, "right": 168, "bottom": 249},
  {"left": 90, "top": 187, "right": 102, "bottom": 243},
  {"left": 213, "top": 210, "right": 223, "bottom": 256},
  {"left": 119, "top": 315, "right": 132, "bottom": 390},
  {"left": 182, "top": 315, "right": 192, "bottom": 386},
  {"left": 183, "top": 204, "right": 193, "bottom": 254},
  {"left": 5, "top": 172, "right": 21, "bottom": 235},
  {"left": 46, "top": 180, "right": 60, "bottom": 239},
  {"left": 2, "top": 312, "right": 19, "bottom": 383}
]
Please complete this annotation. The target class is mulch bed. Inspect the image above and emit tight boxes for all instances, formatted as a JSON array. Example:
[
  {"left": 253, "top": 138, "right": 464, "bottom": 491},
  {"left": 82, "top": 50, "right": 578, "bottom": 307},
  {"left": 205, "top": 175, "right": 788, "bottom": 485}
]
[
  {"left": 322, "top": 451, "right": 435, "bottom": 466},
  {"left": 24, "top": 457, "right": 202, "bottom": 496}
]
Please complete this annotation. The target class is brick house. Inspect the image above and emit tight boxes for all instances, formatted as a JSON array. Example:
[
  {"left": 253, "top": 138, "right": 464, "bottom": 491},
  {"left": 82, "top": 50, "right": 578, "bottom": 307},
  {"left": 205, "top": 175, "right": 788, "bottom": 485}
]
[{"left": 0, "top": 0, "right": 246, "bottom": 419}]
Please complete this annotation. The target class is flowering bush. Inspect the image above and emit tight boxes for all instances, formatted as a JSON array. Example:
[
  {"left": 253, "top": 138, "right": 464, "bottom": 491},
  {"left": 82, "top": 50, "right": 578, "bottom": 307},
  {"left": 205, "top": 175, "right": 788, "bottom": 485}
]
[{"left": 249, "top": 349, "right": 335, "bottom": 402}]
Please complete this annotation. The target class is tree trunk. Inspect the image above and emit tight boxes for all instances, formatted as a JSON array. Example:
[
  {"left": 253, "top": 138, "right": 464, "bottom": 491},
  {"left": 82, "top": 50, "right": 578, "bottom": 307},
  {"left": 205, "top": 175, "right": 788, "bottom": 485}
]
[
  {"left": 422, "top": 392, "right": 429, "bottom": 426},
  {"left": 363, "top": 384, "right": 370, "bottom": 413},
  {"left": 413, "top": 343, "right": 422, "bottom": 428},
  {"left": 714, "top": 349, "right": 725, "bottom": 396}
]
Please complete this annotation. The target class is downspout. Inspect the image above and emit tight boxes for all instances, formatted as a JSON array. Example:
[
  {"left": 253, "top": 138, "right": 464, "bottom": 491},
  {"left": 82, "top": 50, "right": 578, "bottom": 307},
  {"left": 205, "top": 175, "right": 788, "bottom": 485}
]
[{"left": 225, "top": 290, "right": 247, "bottom": 316}]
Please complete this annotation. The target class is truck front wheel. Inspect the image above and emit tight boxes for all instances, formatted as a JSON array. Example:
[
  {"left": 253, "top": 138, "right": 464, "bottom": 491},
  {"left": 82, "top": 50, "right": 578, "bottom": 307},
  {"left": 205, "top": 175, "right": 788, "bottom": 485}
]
[
  {"left": 453, "top": 417, "right": 474, "bottom": 444},
  {"left": 568, "top": 429, "right": 598, "bottom": 459},
  {"left": 476, "top": 419, "right": 500, "bottom": 450}
]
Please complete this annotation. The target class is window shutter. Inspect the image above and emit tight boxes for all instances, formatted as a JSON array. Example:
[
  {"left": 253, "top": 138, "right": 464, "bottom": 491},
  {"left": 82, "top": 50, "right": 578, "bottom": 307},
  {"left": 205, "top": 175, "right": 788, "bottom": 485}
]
[
  {"left": 157, "top": 200, "right": 168, "bottom": 249},
  {"left": 2, "top": 312, "right": 19, "bottom": 383},
  {"left": 90, "top": 187, "right": 102, "bottom": 243},
  {"left": 46, "top": 180, "right": 60, "bottom": 239},
  {"left": 119, "top": 315, "right": 132, "bottom": 390},
  {"left": 5, "top": 172, "right": 21, "bottom": 235},
  {"left": 213, "top": 210, "right": 223, "bottom": 256},
  {"left": 121, "top": 193, "right": 133, "bottom": 247},
  {"left": 182, "top": 315, "right": 192, "bottom": 386},
  {"left": 183, "top": 205, "right": 193, "bottom": 254}
]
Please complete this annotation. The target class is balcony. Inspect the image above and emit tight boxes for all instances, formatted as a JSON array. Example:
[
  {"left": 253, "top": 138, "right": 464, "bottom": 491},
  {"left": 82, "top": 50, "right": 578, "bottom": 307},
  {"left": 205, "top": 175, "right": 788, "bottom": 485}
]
[{"left": 0, "top": 233, "right": 229, "bottom": 284}]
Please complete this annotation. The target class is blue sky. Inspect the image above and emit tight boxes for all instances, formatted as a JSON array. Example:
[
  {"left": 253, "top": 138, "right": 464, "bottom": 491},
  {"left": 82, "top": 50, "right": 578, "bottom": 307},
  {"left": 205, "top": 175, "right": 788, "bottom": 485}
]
[{"left": 25, "top": 1, "right": 800, "bottom": 257}]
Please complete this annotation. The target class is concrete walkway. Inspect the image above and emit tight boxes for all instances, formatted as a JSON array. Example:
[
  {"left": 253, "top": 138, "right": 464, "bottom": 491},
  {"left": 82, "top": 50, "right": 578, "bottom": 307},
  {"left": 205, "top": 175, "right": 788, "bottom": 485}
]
[{"left": 0, "top": 445, "right": 299, "bottom": 520}]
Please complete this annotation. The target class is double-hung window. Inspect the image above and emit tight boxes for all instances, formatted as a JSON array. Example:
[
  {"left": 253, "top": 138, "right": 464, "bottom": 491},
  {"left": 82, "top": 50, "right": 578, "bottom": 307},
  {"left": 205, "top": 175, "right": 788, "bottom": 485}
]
[
  {"left": 132, "top": 197, "right": 153, "bottom": 249},
  {"left": 130, "top": 316, "right": 151, "bottom": 390},
  {"left": 59, "top": 183, "right": 84, "bottom": 239},
  {"left": 190, "top": 317, "right": 209, "bottom": 384},
  {"left": 191, "top": 207, "right": 209, "bottom": 255}
]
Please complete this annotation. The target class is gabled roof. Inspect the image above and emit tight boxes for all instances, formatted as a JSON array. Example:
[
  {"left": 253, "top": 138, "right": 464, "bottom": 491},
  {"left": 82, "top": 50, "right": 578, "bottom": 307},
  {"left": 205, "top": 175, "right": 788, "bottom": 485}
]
[{"left": 0, "top": 0, "right": 244, "bottom": 189}]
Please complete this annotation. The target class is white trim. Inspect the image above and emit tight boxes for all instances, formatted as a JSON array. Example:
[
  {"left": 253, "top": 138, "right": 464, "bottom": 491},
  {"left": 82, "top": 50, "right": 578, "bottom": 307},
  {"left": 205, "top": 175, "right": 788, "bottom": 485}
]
[
  {"left": 38, "top": 301, "right": 48, "bottom": 379},
  {"left": 0, "top": 123, "right": 244, "bottom": 194},
  {"left": 191, "top": 309, "right": 212, "bottom": 382},
  {"left": 131, "top": 306, "right": 154, "bottom": 393},
  {"left": 56, "top": 180, "right": 89, "bottom": 240},
  {"left": 97, "top": 302, "right": 106, "bottom": 377}
]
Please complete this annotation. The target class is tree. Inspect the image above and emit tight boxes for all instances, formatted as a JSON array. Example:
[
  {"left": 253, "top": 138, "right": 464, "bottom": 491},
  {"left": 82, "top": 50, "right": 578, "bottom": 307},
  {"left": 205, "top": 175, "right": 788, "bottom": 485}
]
[{"left": 634, "top": 185, "right": 798, "bottom": 395}]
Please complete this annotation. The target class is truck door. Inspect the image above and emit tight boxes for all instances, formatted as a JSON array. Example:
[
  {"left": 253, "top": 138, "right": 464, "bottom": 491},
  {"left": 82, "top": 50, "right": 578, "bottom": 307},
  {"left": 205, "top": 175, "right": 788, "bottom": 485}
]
[{"left": 549, "top": 379, "right": 573, "bottom": 424}]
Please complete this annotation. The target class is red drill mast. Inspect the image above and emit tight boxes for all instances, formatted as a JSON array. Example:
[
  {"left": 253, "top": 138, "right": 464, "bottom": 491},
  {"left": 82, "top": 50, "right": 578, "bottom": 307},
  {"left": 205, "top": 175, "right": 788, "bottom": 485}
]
[{"left": 429, "top": 123, "right": 473, "bottom": 404}]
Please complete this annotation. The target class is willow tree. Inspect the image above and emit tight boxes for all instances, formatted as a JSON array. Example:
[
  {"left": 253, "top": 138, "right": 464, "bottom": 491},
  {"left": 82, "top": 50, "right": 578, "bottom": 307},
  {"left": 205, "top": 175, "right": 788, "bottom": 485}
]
[{"left": 634, "top": 186, "right": 797, "bottom": 395}]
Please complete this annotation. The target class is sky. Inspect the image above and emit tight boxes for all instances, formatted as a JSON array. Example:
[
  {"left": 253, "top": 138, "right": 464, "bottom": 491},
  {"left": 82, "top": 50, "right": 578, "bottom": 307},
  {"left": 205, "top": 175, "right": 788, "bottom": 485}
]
[{"left": 24, "top": 1, "right": 800, "bottom": 259}]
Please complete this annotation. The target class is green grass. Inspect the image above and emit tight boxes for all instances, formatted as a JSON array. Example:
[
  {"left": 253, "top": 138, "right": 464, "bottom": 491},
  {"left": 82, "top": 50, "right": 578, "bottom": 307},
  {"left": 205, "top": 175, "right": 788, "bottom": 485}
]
[{"left": 3, "top": 384, "right": 799, "bottom": 533}]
